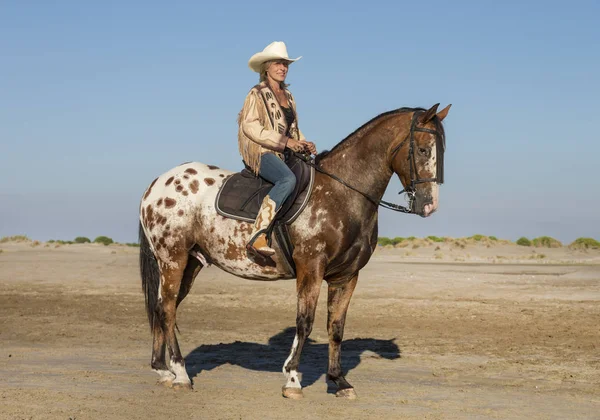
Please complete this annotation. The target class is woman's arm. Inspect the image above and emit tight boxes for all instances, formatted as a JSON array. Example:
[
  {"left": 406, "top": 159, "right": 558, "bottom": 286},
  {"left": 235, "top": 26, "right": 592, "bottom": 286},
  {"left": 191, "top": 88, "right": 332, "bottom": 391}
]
[{"left": 239, "top": 90, "right": 288, "bottom": 152}]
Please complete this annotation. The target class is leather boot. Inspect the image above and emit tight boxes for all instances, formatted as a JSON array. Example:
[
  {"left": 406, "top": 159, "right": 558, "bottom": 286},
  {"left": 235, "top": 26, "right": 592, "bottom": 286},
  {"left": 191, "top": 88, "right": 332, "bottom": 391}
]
[{"left": 247, "top": 195, "right": 277, "bottom": 257}]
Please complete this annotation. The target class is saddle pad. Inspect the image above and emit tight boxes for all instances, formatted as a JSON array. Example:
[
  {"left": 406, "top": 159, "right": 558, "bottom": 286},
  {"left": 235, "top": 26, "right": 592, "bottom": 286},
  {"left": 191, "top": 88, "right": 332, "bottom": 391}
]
[{"left": 215, "top": 154, "right": 314, "bottom": 224}]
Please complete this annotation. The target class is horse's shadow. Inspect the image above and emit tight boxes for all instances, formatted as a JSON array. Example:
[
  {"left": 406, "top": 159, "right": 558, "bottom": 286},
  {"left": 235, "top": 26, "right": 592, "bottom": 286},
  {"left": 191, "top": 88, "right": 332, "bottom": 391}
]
[{"left": 185, "top": 327, "right": 401, "bottom": 389}]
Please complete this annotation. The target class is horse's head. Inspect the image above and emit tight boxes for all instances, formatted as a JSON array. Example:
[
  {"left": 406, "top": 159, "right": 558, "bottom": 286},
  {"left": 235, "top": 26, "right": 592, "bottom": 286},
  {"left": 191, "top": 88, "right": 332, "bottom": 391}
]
[{"left": 390, "top": 103, "right": 450, "bottom": 217}]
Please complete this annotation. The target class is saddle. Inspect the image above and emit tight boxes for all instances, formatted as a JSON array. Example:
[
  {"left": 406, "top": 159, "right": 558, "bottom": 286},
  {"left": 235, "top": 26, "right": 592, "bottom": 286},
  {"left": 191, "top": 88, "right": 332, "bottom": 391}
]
[
  {"left": 215, "top": 153, "right": 314, "bottom": 275},
  {"left": 215, "top": 153, "right": 314, "bottom": 225}
]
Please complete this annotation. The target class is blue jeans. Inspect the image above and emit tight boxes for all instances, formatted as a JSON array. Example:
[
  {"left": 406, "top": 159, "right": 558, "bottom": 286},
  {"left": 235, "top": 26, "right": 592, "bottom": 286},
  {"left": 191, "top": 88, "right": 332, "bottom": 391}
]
[{"left": 259, "top": 153, "right": 296, "bottom": 211}]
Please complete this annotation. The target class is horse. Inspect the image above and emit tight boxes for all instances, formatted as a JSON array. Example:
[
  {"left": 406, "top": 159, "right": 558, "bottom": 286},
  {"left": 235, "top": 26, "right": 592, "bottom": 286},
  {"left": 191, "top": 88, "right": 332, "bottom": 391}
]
[{"left": 138, "top": 103, "right": 450, "bottom": 399}]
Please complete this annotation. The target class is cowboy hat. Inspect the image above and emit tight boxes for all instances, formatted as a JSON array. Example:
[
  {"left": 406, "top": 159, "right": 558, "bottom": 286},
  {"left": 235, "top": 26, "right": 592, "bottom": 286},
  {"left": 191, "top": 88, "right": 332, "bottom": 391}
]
[{"left": 248, "top": 41, "right": 302, "bottom": 73}]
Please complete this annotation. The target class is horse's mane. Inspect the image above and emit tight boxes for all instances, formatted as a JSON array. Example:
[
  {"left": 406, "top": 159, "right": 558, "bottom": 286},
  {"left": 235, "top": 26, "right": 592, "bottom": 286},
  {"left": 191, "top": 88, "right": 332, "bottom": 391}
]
[{"left": 315, "top": 107, "right": 435, "bottom": 164}]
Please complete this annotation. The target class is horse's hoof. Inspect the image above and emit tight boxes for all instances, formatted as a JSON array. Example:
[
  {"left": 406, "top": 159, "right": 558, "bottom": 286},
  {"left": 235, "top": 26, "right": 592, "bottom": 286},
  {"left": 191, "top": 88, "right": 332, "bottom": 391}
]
[
  {"left": 172, "top": 381, "right": 193, "bottom": 391},
  {"left": 336, "top": 388, "right": 357, "bottom": 399},
  {"left": 282, "top": 386, "right": 304, "bottom": 399},
  {"left": 157, "top": 378, "right": 174, "bottom": 388}
]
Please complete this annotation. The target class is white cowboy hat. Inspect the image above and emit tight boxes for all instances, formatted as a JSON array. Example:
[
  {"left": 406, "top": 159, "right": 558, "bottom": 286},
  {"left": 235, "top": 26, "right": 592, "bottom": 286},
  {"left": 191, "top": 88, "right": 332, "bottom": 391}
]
[{"left": 248, "top": 41, "right": 302, "bottom": 73}]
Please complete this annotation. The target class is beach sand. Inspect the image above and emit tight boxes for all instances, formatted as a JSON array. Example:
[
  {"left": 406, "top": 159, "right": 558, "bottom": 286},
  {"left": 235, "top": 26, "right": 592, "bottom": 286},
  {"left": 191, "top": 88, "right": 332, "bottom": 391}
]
[{"left": 1, "top": 240, "right": 599, "bottom": 419}]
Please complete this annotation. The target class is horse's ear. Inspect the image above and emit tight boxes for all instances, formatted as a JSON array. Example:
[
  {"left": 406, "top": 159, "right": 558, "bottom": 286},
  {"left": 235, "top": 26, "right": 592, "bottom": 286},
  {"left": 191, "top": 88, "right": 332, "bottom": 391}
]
[
  {"left": 436, "top": 104, "right": 451, "bottom": 121},
  {"left": 419, "top": 103, "right": 440, "bottom": 124}
]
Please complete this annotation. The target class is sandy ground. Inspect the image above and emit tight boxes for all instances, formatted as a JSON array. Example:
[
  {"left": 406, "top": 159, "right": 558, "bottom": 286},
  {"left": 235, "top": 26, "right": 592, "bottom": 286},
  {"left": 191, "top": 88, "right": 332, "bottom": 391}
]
[{"left": 0, "top": 240, "right": 599, "bottom": 419}]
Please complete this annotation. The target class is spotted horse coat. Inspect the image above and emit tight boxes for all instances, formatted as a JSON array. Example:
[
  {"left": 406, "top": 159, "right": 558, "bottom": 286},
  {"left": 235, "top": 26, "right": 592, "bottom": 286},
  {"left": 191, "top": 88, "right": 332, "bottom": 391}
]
[{"left": 139, "top": 103, "right": 450, "bottom": 398}]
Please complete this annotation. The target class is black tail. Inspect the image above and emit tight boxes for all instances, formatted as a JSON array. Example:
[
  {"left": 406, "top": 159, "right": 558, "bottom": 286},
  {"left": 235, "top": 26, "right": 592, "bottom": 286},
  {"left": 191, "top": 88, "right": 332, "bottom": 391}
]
[{"left": 139, "top": 222, "right": 160, "bottom": 331}]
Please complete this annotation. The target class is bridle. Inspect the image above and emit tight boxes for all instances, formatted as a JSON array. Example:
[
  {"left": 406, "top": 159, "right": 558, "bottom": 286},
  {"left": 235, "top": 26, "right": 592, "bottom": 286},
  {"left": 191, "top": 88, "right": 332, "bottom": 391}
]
[
  {"left": 388, "top": 110, "right": 445, "bottom": 211},
  {"left": 296, "top": 110, "right": 445, "bottom": 214}
]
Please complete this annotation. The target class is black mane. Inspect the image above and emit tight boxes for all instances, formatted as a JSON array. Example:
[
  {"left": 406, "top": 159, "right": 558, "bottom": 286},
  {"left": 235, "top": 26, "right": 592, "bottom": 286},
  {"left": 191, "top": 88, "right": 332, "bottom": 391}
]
[{"left": 315, "top": 107, "right": 426, "bottom": 164}]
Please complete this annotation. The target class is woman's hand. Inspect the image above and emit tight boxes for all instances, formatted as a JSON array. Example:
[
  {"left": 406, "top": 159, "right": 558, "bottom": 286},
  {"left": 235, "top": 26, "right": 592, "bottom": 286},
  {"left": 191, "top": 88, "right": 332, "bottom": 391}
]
[
  {"left": 287, "top": 138, "right": 317, "bottom": 155},
  {"left": 287, "top": 138, "right": 307, "bottom": 153},
  {"left": 300, "top": 140, "right": 317, "bottom": 155}
]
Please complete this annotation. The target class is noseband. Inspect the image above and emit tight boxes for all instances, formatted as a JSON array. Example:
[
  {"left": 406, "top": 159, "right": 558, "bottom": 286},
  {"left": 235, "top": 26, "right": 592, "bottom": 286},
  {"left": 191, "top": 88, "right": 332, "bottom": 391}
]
[
  {"left": 296, "top": 110, "right": 445, "bottom": 214},
  {"left": 389, "top": 110, "right": 445, "bottom": 211}
]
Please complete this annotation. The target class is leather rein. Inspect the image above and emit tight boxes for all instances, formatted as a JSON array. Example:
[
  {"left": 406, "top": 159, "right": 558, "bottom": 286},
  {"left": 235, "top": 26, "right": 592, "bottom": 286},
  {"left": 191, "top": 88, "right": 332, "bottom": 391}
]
[{"left": 294, "top": 110, "right": 444, "bottom": 214}]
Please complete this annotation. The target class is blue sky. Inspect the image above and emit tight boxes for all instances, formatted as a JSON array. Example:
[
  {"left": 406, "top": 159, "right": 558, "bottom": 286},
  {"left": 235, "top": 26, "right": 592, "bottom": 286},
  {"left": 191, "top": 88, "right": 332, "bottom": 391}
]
[{"left": 1, "top": 0, "right": 599, "bottom": 243}]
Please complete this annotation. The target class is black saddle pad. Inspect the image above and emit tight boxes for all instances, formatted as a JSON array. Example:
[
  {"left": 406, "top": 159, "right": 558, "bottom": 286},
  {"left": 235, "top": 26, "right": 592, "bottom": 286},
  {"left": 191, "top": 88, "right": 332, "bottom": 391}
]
[{"left": 215, "top": 153, "right": 314, "bottom": 224}]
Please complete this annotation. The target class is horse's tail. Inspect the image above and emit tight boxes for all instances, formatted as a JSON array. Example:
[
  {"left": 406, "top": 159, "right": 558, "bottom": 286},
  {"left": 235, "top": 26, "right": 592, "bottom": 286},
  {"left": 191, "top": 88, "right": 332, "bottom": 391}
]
[{"left": 139, "top": 222, "right": 160, "bottom": 332}]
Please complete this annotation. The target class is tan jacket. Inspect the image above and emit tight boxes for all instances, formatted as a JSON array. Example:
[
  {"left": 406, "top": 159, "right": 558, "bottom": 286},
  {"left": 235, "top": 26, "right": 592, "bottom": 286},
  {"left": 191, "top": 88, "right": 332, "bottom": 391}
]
[{"left": 237, "top": 82, "right": 306, "bottom": 174}]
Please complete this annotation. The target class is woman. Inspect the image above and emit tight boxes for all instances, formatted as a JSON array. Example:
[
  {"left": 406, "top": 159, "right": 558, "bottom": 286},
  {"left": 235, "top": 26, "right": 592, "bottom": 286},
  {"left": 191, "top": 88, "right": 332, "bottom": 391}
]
[{"left": 238, "top": 41, "right": 317, "bottom": 258}]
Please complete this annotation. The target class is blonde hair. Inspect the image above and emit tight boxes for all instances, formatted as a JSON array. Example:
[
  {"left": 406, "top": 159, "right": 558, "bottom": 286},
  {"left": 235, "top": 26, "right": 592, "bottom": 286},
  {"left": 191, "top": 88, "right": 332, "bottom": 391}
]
[{"left": 259, "top": 60, "right": 289, "bottom": 89}]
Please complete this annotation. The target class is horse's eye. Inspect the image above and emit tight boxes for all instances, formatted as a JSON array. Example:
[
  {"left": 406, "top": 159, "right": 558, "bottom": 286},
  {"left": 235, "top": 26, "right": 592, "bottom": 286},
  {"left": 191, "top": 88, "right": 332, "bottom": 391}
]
[{"left": 418, "top": 148, "right": 429, "bottom": 156}]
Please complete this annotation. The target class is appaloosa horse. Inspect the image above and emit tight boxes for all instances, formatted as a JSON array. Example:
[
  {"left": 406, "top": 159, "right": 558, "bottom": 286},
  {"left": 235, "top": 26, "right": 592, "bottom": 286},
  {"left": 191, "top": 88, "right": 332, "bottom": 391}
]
[{"left": 138, "top": 103, "right": 451, "bottom": 399}]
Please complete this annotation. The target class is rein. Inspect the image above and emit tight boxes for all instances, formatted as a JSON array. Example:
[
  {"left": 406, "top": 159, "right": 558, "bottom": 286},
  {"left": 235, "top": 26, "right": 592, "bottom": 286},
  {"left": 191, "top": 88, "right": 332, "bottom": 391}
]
[{"left": 294, "top": 110, "right": 444, "bottom": 214}]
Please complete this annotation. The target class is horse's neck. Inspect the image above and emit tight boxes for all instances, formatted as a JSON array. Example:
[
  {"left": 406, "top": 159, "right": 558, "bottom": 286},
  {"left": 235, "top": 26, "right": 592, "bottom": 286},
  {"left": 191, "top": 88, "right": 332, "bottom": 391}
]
[{"left": 319, "top": 115, "right": 405, "bottom": 201}]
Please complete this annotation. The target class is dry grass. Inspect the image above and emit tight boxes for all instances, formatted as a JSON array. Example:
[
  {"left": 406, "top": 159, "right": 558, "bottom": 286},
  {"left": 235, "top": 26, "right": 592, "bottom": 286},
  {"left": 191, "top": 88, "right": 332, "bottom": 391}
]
[{"left": 0, "top": 235, "right": 30, "bottom": 243}]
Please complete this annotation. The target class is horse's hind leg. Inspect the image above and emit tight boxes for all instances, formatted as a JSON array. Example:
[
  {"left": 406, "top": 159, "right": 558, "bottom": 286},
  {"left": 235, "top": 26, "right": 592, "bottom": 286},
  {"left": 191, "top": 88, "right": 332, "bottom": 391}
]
[
  {"left": 158, "top": 250, "right": 194, "bottom": 390},
  {"left": 152, "top": 254, "right": 202, "bottom": 387},
  {"left": 326, "top": 274, "right": 358, "bottom": 399}
]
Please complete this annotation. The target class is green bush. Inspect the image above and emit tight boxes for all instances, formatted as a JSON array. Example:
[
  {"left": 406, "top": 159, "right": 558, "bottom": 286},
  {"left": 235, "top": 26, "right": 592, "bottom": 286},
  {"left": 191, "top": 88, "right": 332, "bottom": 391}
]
[
  {"left": 48, "top": 240, "right": 55, "bottom": 243},
  {"left": 516, "top": 237, "right": 532, "bottom": 246},
  {"left": 74, "top": 237, "right": 91, "bottom": 244},
  {"left": 489, "top": 236, "right": 498, "bottom": 241},
  {"left": 407, "top": 236, "right": 416, "bottom": 241},
  {"left": 377, "top": 237, "right": 393, "bottom": 246},
  {"left": 469, "top": 234, "right": 485, "bottom": 241},
  {"left": 532, "top": 236, "right": 562, "bottom": 248},
  {"left": 93, "top": 236, "right": 114, "bottom": 246},
  {"left": 427, "top": 236, "right": 444, "bottom": 243},
  {"left": 569, "top": 237, "right": 600, "bottom": 249},
  {"left": 125, "top": 242, "right": 140, "bottom": 247},
  {"left": 391, "top": 237, "right": 405, "bottom": 245}
]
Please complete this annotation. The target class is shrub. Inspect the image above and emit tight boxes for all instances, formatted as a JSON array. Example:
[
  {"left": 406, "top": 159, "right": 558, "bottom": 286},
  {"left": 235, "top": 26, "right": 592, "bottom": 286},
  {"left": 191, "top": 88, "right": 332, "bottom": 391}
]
[
  {"left": 125, "top": 242, "right": 140, "bottom": 247},
  {"left": 407, "top": 236, "right": 416, "bottom": 241},
  {"left": 489, "top": 236, "right": 498, "bottom": 241},
  {"left": 48, "top": 240, "right": 55, "bottom": 243},
  {"left": 569, "top": 237, "right": 600, "bottom": 250},
  {"left": 532, "top": 236, "right": 562, "bottom": 248},
  {"left": 93, "top": 236, "right": 114, "bottom": 246},
  {"left": 74, "top": 237, "right": 91, "bottom": 244},
  {"left": 427, "top": 236, "right": 444, "bottom": 243},
  {"left": 469, "top": 234, "right": 485, "bottom": 241},
  {"left": 516, "top": 237, "right": 531, "bottom": 246},
  {"left": 31, "top": 240, "right": 41, "bottom": 247},
  {"left": 0, "top": 235, "right": 30, "bottom": 243},
  {"left": 392, "top": 237, "right": 405, "bottom": 245}
]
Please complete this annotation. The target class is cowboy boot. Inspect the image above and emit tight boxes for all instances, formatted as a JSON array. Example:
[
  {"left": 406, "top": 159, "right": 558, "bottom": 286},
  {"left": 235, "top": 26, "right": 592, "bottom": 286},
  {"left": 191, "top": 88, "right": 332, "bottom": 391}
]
[{"left": 247, "top": 195, "right": 277, "bottom": 257}]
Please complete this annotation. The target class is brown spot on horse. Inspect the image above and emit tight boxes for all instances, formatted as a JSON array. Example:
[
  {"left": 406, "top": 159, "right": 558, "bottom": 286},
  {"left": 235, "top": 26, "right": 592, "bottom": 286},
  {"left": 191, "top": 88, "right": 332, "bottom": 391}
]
[
  {"left": 165, "top": 177, "right": 174, "bottom": 186},
  {"left": 165, "top": 198, "right": 176, "bottom": 209},
  {"left": 185, "top": 168, "right": 198, "bottom": 175},
  {"left": 178, "top": 210, "right": 184, "bottom": 216},
  {"left": 176, "top": 185, "right": 184, "bottom": 192},
  {"left": 207, "top": 165, "right": 219, "bottom": 170},
  {"left": 175, "top": 179, "right": 181, "bottom": 185},
  {"left": 143, "top": 178, "right": 158, "bottom": 200},
  {"left": 204, "top": 178, "right": 215, "bottom": 186},
  {"left": 182, "top": 191, "right": 189, "bottom": 196},
  {"left": 157, "top": 198, "right": 163, "bottom": 207},
  {"left": 146, "top": 205, "right": 154, "bottom": 224},
  {"left": 183, "top": 174, "right": 190, "bottom": 180},
  {"left": 225, "top": 241, "right": 244, "bottom": 261},
  {"left": 189, "top": 180, "right": 199, "bottom": 194}
]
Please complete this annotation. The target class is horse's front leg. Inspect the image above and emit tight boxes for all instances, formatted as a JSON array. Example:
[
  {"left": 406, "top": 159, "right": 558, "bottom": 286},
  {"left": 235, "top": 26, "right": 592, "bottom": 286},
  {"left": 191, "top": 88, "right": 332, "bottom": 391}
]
[
  {"left": 282, "top": 263, "right": 324, "bottom": 399},
  {"left": 326, "top": 274, "right": 358, "bottom": 399}
]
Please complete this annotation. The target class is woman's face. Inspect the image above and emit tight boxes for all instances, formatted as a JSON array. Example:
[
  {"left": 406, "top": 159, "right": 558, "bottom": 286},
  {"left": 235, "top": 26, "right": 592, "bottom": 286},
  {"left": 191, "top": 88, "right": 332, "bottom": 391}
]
[{"left": 266, "top": 60, "right": 289, "bottom": 83}]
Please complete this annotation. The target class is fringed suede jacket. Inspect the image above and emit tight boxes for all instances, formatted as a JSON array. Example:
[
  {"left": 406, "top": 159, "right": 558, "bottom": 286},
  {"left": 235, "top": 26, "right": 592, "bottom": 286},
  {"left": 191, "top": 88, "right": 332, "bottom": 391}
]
[{"left": 237, "top": 81, "right": 306, "bottom": 175}]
